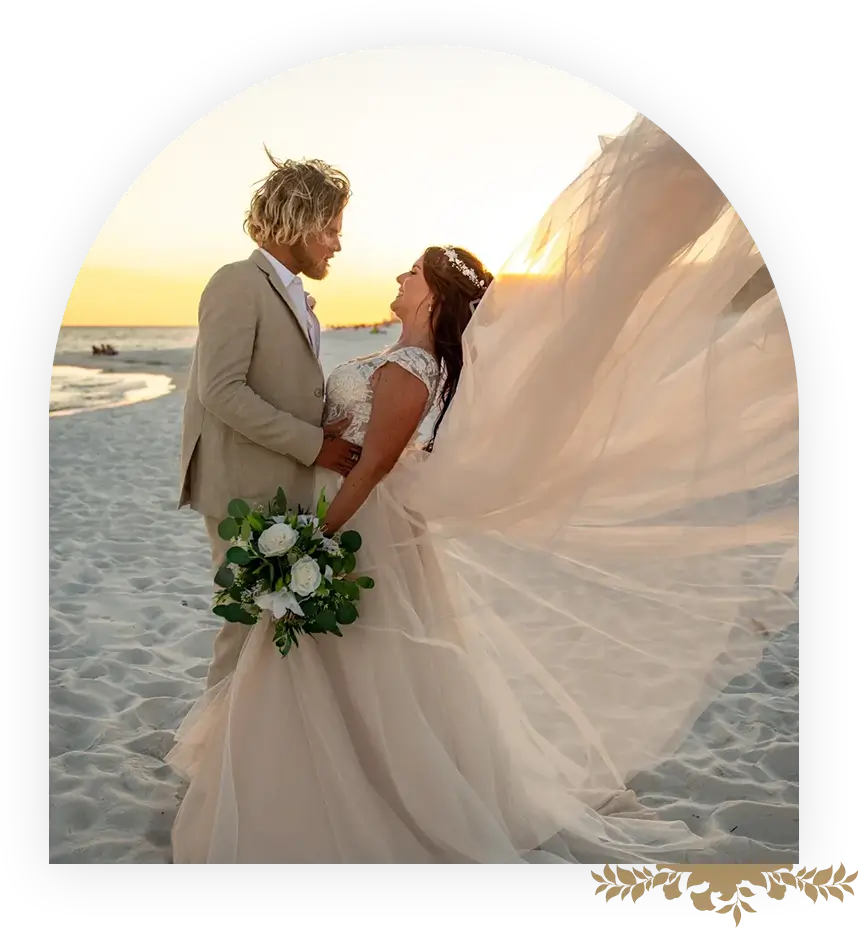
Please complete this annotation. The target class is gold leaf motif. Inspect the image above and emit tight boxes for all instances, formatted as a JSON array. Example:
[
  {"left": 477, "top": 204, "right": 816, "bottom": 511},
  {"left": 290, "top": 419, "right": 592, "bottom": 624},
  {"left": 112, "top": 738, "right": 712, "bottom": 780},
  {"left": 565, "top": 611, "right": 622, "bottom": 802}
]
[
  {"left": 592, "top": 863, "right": 858, "bottom": 917},
  {"left": 805, "top": 883, "right": 818, "bottom": 903},
  {"left": 767, "top": 878, "right": 786, "bottom": 900},
  {"left": 690, "top": 890, "right": 716, "bottom": 911},
  {"left": 618, "top": 867, "right": 637, "bottom": 886},
  {"left": 663, "top": 879, "right": 683, "bottom": 901},
  {"left": 814, "top": 866, "right": 833, "bottom": 884}
]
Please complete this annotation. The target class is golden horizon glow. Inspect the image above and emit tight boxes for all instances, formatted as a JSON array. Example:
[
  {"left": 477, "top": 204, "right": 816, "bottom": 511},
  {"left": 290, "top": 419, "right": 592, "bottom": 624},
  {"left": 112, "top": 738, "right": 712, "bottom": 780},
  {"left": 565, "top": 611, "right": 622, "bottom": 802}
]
[
  {"left": 62, "top": 48, "right": 635, "bottom": 327},
  {"left": 63, "top": 264, "right": 400, "bottom": 329}
]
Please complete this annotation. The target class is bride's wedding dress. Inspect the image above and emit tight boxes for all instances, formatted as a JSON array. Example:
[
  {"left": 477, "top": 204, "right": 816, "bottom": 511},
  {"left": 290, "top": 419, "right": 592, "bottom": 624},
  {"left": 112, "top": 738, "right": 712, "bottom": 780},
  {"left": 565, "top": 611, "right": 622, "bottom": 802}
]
[{"left": 167, "top": 117, "right": 798, "bottom": 863}]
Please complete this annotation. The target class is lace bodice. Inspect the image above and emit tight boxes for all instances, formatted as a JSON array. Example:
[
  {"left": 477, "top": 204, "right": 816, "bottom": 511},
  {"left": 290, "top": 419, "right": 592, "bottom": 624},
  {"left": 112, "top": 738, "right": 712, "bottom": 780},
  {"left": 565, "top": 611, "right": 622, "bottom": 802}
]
[{"left": 323, "top": 346, "right": 440, "bottom": 447}]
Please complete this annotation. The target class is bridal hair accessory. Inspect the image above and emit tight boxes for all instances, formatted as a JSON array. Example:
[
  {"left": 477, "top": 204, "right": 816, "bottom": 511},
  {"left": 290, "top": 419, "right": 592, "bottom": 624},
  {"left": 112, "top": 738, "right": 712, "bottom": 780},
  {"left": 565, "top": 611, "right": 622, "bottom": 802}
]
[{"left": 441, "top": 247, "right": 487, "bottom": 289}]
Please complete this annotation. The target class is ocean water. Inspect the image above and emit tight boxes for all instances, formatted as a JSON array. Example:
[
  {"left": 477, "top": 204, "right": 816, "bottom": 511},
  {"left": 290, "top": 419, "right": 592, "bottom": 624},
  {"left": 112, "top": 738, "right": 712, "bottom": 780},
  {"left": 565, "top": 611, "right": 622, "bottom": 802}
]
[
  {"left": 52, "top": 325, "right": 403, "bottom": 415},
  {"left": 55, "top": 327, "right": 200, "bottom": 354},
  {"left": 50, "top": 366, "right": 176, "bottom": 416}
]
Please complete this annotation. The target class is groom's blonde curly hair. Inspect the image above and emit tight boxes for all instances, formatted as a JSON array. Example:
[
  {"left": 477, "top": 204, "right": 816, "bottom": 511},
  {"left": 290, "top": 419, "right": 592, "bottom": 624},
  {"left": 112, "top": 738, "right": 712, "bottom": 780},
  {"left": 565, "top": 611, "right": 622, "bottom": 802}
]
[{"left": 243, "top": 147, "right": 351, "bottom": 247}]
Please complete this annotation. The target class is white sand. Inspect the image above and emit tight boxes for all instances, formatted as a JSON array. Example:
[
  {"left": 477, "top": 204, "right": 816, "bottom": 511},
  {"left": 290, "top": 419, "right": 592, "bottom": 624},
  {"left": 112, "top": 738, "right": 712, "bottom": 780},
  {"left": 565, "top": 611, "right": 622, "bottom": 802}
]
[{"left": 49, "top": 330, "right": 798, "bottom": 864}]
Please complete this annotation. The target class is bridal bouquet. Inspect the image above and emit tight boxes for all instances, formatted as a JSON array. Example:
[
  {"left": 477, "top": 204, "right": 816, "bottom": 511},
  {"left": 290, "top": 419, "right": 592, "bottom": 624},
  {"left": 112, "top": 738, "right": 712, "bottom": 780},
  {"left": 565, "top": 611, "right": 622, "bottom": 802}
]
[{"left": 212, "top": 487, "right": 373, "bottom": 657}]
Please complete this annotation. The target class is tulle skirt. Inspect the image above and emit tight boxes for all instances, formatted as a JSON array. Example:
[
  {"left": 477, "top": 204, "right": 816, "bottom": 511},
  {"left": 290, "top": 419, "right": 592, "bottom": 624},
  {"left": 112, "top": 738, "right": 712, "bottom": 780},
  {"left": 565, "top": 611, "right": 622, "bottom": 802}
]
[{"left": 168, "top": 469, "right": 707, "bottom": 863}]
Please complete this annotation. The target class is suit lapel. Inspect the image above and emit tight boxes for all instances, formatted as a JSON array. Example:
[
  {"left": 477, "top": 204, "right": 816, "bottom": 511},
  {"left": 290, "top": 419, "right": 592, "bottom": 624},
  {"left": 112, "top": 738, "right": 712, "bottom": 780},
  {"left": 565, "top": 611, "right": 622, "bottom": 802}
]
[{"left": 251, "top": 250, "right": 321, "bottom": 369}]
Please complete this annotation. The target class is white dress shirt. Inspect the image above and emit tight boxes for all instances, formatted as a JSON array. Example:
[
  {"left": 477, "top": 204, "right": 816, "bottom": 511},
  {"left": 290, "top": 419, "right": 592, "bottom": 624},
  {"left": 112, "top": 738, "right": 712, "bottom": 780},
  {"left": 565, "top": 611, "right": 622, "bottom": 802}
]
[{"left": 260, "top": 249, "right": 321, "bottom": 356}]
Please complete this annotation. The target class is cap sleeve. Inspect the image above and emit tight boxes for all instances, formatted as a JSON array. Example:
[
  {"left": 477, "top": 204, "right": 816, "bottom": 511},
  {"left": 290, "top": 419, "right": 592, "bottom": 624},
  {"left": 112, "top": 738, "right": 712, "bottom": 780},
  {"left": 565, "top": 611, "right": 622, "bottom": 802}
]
[{"left": 383, "top": 346, "right": 439, "bottom": 395}]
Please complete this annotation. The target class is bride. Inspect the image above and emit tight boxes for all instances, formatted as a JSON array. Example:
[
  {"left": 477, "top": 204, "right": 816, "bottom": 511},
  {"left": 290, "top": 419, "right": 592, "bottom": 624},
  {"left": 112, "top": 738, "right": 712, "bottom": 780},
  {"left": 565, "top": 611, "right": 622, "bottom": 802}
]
[{"left": 167, "top": 116, "right": 798, "bottom": 863}]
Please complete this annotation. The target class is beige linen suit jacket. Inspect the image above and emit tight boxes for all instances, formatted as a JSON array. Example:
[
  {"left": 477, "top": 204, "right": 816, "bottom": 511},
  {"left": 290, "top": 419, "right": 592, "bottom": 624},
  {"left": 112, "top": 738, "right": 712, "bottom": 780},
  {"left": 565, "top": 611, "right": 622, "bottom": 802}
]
[{"left": 179, "top": 250, "right": 326, "bottom": 520}]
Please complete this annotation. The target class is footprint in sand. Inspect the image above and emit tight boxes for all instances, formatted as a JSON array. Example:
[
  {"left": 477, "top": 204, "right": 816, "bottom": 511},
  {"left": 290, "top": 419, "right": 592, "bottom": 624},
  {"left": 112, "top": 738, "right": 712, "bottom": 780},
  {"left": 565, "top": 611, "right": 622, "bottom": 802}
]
[
  {"left": 50, "top": 715, "right": 105, "bottom": 755},
  {"left": 53, "top": 600, "right": 86, "bottom": 615},
  {"left": 75, "top": 659, "right": 106, "bottom": 680},
  {"left": 50, "top": 686, "right": 105, "bottom": 718},
  {"left": 51, "top": 794, "right": 100, "bottom": 836},
  {"left": 110, "top": 646, "right": 154, "bottom": 666},
  {"left": 61, "top": 581, "right": 92, "bottom": 596},
  {"left": 759, "top": 742, "right": 798, "bottom": 782},
  {"left": 127, "top": 729, "right": 177, "bottom": 759},
  {"left": 49, "top": 630, "right": 71, "bottom": 651},
  {"left": 186, "top": 662, "right": 209, "bottom": 679},
  {"left": 77, "top": 566, "right": 103, "bottom": 585},
  {"left": 130, "top": 576, "right": 155, "bottom": 592},
  {"left": 133, "top": 695, "right": 192, "bottom": 729},
  {"left": 710, "top": 800, "right": 799, "bottom": 848}
]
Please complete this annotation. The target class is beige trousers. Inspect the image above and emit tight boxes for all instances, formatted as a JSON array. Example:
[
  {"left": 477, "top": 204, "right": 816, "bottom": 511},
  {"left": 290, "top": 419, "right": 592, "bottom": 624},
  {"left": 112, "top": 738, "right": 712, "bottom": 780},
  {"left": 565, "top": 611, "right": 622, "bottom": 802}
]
[{"left": 204, "top": 516, "right": 254, "bottom": 688}]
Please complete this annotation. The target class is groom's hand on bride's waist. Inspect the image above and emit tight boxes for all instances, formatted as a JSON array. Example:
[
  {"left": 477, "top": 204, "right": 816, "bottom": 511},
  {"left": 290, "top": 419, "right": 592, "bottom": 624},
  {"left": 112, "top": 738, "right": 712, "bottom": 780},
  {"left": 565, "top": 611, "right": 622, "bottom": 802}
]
[{"left": 315, "top": 418, "right": 361, "bottom": 477}]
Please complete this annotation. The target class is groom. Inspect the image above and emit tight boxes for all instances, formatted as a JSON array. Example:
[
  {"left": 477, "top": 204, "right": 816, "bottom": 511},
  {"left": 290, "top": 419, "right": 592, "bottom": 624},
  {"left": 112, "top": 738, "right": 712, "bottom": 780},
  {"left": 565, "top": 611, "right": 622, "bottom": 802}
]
[{"left": 179, "top": 152, "right": 361, "bottom": 688}]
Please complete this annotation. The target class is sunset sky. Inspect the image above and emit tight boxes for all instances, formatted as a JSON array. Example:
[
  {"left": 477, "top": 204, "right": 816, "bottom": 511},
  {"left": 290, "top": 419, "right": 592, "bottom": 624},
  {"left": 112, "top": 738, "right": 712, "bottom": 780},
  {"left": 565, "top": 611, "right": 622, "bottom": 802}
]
[{"left": 63, "top": 48, "right": 635, "bottom": 328}]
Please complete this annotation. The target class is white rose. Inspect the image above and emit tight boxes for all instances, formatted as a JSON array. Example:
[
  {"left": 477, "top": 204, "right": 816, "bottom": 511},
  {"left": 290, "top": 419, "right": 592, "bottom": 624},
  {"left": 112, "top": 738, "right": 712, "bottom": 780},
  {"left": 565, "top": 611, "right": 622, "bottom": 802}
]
[
  {"left": 255, "top": 588, "right": 304, "bottom": 619},
  {"left": 257, "top": 523, "right": 298, "bottom": 556},
  {"left": 290, "top": 556, "right": 323, "bottom": 596}
]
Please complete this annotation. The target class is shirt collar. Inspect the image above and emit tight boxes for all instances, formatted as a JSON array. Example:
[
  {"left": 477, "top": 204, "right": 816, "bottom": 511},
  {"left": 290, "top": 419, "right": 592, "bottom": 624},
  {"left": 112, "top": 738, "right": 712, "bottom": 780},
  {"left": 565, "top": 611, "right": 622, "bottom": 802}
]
[{"left": 260, "top": 249, "right": 303, "bottom": 293}]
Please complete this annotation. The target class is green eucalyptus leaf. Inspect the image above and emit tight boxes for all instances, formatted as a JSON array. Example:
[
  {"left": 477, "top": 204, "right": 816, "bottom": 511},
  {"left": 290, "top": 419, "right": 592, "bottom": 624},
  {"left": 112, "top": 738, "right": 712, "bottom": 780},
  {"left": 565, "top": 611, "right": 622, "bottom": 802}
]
[
  {"left": 228, "top": 498, "right": 251, "bottom": 520},
  {"left": 217, "top": 517, "right": 239, "bottom": 540}
]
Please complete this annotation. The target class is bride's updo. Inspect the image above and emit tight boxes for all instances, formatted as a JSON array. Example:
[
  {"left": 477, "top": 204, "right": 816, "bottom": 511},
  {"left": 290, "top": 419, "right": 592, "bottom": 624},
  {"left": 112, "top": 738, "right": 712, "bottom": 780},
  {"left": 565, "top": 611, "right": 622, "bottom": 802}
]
[{"left": 421, "top": 245, "right": 493, "bottom": 451}]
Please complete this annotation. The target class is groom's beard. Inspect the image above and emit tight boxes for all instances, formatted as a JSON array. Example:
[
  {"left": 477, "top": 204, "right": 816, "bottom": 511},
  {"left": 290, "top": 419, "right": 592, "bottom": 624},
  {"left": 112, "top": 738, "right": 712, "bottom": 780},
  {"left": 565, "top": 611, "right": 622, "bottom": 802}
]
[{"left": 294, "top": 242, "right": 330, "bottom": 281}]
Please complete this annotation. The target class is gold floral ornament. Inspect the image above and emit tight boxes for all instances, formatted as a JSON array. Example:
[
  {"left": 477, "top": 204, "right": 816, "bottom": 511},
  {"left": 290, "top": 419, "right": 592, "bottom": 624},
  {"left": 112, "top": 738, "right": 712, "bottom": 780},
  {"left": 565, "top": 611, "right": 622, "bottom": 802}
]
[{"left": 592, "top": 864, "right": 856, "bottom": 921}]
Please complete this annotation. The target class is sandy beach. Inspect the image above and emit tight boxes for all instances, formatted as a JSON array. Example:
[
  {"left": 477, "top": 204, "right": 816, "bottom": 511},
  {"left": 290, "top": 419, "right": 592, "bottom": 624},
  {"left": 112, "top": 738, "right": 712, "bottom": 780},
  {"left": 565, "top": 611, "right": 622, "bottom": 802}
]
[{"left": 49, "top": 327, "right": 798, "bottom": 864}]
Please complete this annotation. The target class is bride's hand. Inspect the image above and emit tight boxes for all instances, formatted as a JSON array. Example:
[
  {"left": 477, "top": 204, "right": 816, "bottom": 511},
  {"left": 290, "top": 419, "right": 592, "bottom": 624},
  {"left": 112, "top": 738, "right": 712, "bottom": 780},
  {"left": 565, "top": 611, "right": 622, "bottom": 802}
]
[{"left": 315, "top": 418, "right": 361, "bottom": 477}]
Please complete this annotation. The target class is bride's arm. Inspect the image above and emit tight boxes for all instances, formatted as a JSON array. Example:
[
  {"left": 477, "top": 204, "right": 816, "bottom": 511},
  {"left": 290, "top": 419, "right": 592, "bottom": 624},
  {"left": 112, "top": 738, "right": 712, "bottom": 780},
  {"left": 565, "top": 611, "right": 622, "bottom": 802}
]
[{"left": 321, "top": 362, "right": 429, "bottom": 534}]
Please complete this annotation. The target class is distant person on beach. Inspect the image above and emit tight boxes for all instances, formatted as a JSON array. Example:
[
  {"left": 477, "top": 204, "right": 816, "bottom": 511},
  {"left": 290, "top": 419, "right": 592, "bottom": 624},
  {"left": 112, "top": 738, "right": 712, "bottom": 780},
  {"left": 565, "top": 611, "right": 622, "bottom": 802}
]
[{"left": 178, "top": 152, "right": 361, "bottom": 687}]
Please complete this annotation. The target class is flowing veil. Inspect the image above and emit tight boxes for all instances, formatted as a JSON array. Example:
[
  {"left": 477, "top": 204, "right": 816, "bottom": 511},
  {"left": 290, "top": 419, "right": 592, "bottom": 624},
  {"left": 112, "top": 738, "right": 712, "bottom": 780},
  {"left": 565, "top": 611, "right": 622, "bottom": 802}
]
[{"left": 383, "top": 114, "right": 798, "bottom": 808}]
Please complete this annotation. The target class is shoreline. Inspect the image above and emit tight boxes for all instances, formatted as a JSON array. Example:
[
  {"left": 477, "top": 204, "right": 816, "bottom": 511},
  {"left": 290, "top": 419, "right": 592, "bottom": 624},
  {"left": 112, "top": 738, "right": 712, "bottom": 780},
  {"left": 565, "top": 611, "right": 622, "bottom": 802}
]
[
  {"left": 51, "top": 349, "right": 193, "bottom": 417},
  {"left": 53, "top": 353, "right": 191, "bottom": 393}
]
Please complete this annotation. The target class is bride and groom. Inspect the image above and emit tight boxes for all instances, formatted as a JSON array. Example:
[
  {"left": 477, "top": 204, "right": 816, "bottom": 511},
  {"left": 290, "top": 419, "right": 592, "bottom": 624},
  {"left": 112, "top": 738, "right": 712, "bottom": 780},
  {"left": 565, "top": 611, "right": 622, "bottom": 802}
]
[{"left": 172, "top": 122, "right": 798, "bottom": 863}]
